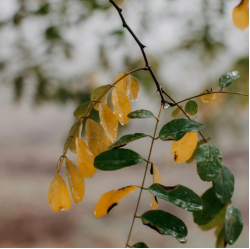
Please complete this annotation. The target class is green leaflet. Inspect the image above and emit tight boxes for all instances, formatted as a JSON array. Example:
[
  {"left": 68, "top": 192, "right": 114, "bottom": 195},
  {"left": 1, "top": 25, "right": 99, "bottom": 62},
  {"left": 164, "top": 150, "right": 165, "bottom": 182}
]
[
  {"left": 94, "top": 148, "right": 143, "bottom": 171},
  {"left": 149, "top": 184, "right": 202, "bottom": 212},
  {"left": 73, "top": 101, "right": 94, "bottom": 118},
  {"left": 91, "top": 84, "right": 111, "bottom": 111},
  {"left": 109, "top": 133, "right": 150, "bottom": 149},
  {"left": 196, "top": 144, "right": 223, "bottom": 181},
  {"left": 159, "top": 119, "right": 204, "bottom": 141},
  {"left": 212, "top": 166, "right": 234, "bottom": 203},
  {"left": 216, "top": 225, "right": 225, "bottom": 248},
  {"left": 132, "top": 242, "right": 148, "bottom": 248},
  {"left": 193, "top": 188, "right": 226, "bottom": 226},
  {"left": 219, "top": 71, "right": 240, "bottom": 89},
  {"left": 127, "top": 109, "right": 154, "bottom": 119},
  {"left": 185, "top": 100, "right": 198, "bottom": 116},
  {"left": 224, "top": 204, "right": 243, "bottom": 245},
  {"left": 141, "top": 210, "right": 188, "bottom": 243}
]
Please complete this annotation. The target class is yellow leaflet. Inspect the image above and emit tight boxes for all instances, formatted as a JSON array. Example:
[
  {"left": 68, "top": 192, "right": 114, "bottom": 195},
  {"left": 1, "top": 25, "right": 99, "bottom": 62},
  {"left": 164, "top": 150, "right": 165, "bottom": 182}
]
[
  {"left": 76, "top": 137, "right": 96, "bottom": 178},
  {"left": 114, "top": 72, "right": 128, "bottom": 93},
  {"left": 199, "top": 89, "right": 215, "bottom": 103},
  {"left": 48, "top": 173, "right": 71, "bottom": 212},
  {"left": 112, "top": 88, "right": 132, "bottom": 125},
  {"left": 151, "top": 195, "right": 159, "bottom": 210},
  {"left": 65, "top": 158, "right": 85, "bottom": 204},
  {"left": 171, "top": 132, "right": 198, "bottom": 164},
  {"left": 126, "top": 75, "right": 140, "bottom": 101},
  {"left": 99, "top": 103, "right": 118, "bottom": 144},
  {"left": 91, "top": 85, "right": 111, "bottom": 111},
  {"left": 85, "top": 119, "right": 110, "bottom": 156},
  {"left": 151, "top": 164, "right": 161, "bottom": 210},
  {"left": 94, "top": 185, "right": 136, "bottom": 218},
  {"left": 232, "top": 0, "right": 249, "bottom": 30},
  {"left": 171, "top": 105, "right": 182, "bottom": 118}
]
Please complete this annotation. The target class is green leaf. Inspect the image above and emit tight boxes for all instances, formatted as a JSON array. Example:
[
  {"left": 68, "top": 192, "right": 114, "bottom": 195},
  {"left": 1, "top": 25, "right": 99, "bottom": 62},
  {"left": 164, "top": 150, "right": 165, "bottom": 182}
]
[
  {"left": 132, "top": 242, "right": 148, "bottom": 248},
  {"left": 224, "top": 204, "right": 243, "bottom": 245},
  {"left": 159, "top": 119, "right": 204, "bottom": 141},
  {"left": 212, "top": 166, "right": 234, "bottom": 203},
  {"left": 109, "top": 133, "right": 150, "bottom": 149},
  {"left": 215, "top": 222, "right": 224, "bottom": 237},
  {"left": 94, "top": 148, "right": 143, "bottom": 171},
  {"left": 219, "top": 71, "right": 240, "bottom": 89},
  {"left": 185, "top": 100, "right": 198, "bottom": 116},
  {"left": 196, "top": 144, "right": 223, "bottom": 181},
  {"left": 171, "top": 105, "right": 182, "bottom": 118},
  {"left": 127, "top": 109, "right": 154, "bottom": 119},
  {"left": 186, "top": 138, "right": 211, "bottom": 164},
  {"left": 141, "top": 210, "right": 188, "bottom": 243},
  {"left": 216, "top": 225, "right": 226, "bottom": 248},
  {"left": 73, "top": 101, "right": 94, "bottom": 118},
  {"left": 193, "top": 188, "right": 226, "bottom": 226},
  {"left": 149, "top": 184, "right": 202, "bottom": 212}
]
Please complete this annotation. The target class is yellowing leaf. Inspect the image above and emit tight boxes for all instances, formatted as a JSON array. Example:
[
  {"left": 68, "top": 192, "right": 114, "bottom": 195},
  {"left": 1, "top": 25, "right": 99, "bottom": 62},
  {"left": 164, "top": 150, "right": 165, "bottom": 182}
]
[
  {"left": 114, "top": 72, "right": 128, "bottom": 93},
  {"left": 171, "top": 105, "right": 182, "bottom": 118},
  {"left": 126, "top": 75, "right": 140, "bottom": 101},
  {"left": 65, "top": 158, "right": 85, "bottom": 204},
  {"left": 151, "top": 195, "right": 159, "bottom": 210},
  {"left": 91, "top": 85, "right": 111, "bottom": 111},
  {"left": 171, "top": 132, "right": 198, "bottom": 164},
  {"left": 112, "top": 88, "right": 132, "bottom": 125},
  {"left": 99, "top": 103, "right": 118, "bottom": 144},
  {"left": 232, "top": 0, "right": 249, "bottom": 30},
  {"left": 48, "top": 173, "right": 71, "bottom": 212},
  {"left": 94, "top": 185, "right": 136, "bottom": 218},
  {"left": 85, "top": 119, "right": 110, "bottom": 156},
  {"left": 76, "top": 137, "right": 96, "bottom": 178},
  {"left": 199, "top": 89, "right": 216, "bottom": 103},
  {"left": 151, "top": 164, "right": 161, "bottom": 210}
]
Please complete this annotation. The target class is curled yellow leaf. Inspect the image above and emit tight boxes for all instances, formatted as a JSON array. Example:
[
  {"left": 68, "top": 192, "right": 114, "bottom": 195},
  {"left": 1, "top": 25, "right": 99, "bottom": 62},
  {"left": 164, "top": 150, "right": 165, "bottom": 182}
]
[
  {"left": 232, "top": 0, "right": 249, "bottom": 30},
  {"left": 48, "top": 173, "right": 71, "bottom": 212},
  {"left": 99, "top": 103, "right": 118, "bottom": 144},
  {"left": 114, "top": 72, "right": 128, "bottom": 93},
  {"left": 94, "top": 185, "right": 136, "bottom": 218},
  {"left": 85, "top": 119, "right": 110, "bottom": 156},
  {"left": 199, "top": 89, "right": 215, "bottom": 103},
  {"left": 151, "top": 164, "right": 161, "bottom": 210},
  {"left": 126, "top": 75, "right": 140, "bottom": 101},
  {"left": 171, "top": 132, "right": 198, "bottom": 164}
]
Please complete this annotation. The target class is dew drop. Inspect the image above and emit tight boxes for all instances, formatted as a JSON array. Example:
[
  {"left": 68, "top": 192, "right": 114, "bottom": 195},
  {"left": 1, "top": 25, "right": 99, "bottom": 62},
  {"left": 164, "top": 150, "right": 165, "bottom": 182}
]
[
  {"left": 232, "top": 71, "right": 239, "bottom": 76},
  {"left": 163, "top": 104, "right": 170, "bottom": 110},
  {"left": 61, "top": 207, "right": 64, "bottom": 211}
]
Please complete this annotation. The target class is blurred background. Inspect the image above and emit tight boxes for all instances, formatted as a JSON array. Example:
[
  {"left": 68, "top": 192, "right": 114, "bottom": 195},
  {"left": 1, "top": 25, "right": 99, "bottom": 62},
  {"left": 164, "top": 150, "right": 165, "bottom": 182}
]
[{"left": 0, "top": 0, "right": 248, "bottom": 247}]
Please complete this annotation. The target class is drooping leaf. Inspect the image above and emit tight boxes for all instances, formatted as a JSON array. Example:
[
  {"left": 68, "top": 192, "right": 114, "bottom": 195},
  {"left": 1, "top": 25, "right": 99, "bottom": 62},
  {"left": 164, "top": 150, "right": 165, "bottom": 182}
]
[
  {"left": 94, "top": 148, "right": 143, "bottom": 171},
  {"left": 99, "top": 103, "right": 118, "bottom": 144},
  {"left": 196, "top": 144, "right": 223, "bottom": 181},
  {"left": 171, "top": 132, "right": 198, "bottom": 164},
  {"left": 224, "top": 204, "right": 243, "bottom": 245},
  {"left": 199, "top": 89, "right": 215, "bottom": 103},
  {"left": 171, "top": 105, "right": 182, "bottom": 118},
  {"left": 127, "top": 109, "right": 155, "bottom": 119},
  {"left": 48, "top": 173, "right": 71, "bottom": 212},
  {"left": 151, "top": 164, "right": 161, "bottom": 210},
  {"left": 219, "top": 71, "right": 240, "bottom": 89},
  {"left": 216, "top": 225, "right": 226, "bottom": 248},
  {"left": 76, "top": 138, "right": 96, "bottom": 178},
  {"left": 159, "top": 119, "right": 204, "bottom": 141},
  {"left": 212, "top": 166, "right": 234, "bottom": 203},
  {"left": 73, "top": 101, "right": 94, "bottom": 118},
  {"left": 193, "top": 188, "right": 226, "bottom": 226},
  {"left": 91, "top": 84, "right": 111, "bottom": 111},
  {"left": 141, "top": 210, "right": 188, "bottom": 243},
  {"left": 109, "top": 133, "right": 150, "bottom": 149},
  {"left": 94, "top": 185, "right": 136, "bottom": 218},
  {"left": 132, "top": 242, "right": 148, "bottom": 248},
  {"left": 114, "top": 72, "right": 128, "bottom": 93},
  {"left": 112, "top": 88, "right": 132, "bottom": 125},
  {"left": 149, "top": 184, "right": 202, "bottom": 212},
  {"left": 126, "top": 75, "right": 140, "bottom": 101},
  {"left": 85, "top": 119, "right": 110, "bottom": 157},
  {"left": 185, "top": 100, "right": 198, "bottom": 116},
  {"left": 65, "top": 158, "right": 85, "bottom": 204},
  {"left": 232, "top": 0, "right": 249, "bottom": 30}
]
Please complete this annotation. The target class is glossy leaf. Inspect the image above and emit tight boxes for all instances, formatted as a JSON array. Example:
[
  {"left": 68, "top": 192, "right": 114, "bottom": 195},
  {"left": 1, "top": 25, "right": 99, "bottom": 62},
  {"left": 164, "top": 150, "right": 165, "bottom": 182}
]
[
  {"left": 126, "top": 75, "right": 140, "bottom": 101},
  {"left": 196, "top": 144, "right": 223, "bottom": 181},
  {"left": 141, "top": 210, "right": 188, "bottom": 243},
  {"left": 109, "top": 133, "right": 150, "bottom": 149},
  {"left": 149, "top": 184, "right": 202, "bottom": 212},
  {"left": 216, "top": 225, "right": 226, "bottom": 248},
  {"left": 127, "top": 109, "right": 154, "bottom": 119},
  {"left": 185, "top": 100, "right": 198, "bottom": 116},
  {"left": 159, "top": 119, "right": 204, "bottom": 141},
  {"left": 112, "top": 88, "right": 132, "bottom": 125},
  {"left": 212, "top": 166, "right": 234, "bottom": 203},
  {"left": 94, "top": 148, "right": 143, "bottom": 171},
  {"left": 94, "top": 185, "right": 136, "bottom": 218},
  {"left": 224, "top": 204, "right": 243, "bottom": 245},
  {"left": 193, "top": 188, "right": 226, "bottom": 226},
  {"left": 199, "top": 89, "right": 215, "bottom": 103},
  {"left": 132, "top": 242, "right": 148, "bottom": 248},
  {"left": 171, "top": 132, "right": 198, "bottom": 164},
  {"left": 219, "top": 71, "right": 240, "bottom": 89},
  {"left": 114, "top": 72, "right": 128, "bottom": 93},
  {"left": 232, "top": 0, "right": 249, "bottom": 30},
  {"left": 65, "top": 158, "right": 85, "bottom": 204},
  {"left": 73, "top": 101, "right": 94, "bottom": 118},
  {"left": 76, "top": 138, "right": 96, "bottom": 178},
  {"left": 91, "top": 84, "right": 111, "bottom": 111},
  {"left": 85, "top": 119, "right": 110, "bottom": 157},
  {"left": 151, "top": 164, "right": 161, "bottom": 210},
  {"left": 99, "top": 103, "right": 118, "bottom": 144},
  {"left": 171, "top": 105, "right": 182, "bottom": 118},
  {"left": 48, "top": 173, "right": 71, "bottom": 212}
]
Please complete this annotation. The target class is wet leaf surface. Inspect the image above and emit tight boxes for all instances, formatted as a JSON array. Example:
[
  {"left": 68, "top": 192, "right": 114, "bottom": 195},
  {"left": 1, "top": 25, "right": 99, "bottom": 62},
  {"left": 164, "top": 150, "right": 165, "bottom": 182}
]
[
  {"left": 219, "top": 71, "right": 240, "bottom": 89},
  {"left": 127, "top": 109, "right": 154, "bottom": 119}
]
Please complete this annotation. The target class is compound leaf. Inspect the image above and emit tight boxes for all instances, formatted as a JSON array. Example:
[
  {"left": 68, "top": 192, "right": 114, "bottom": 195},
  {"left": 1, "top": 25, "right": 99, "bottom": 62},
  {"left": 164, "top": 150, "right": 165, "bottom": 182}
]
[
  {"left": 127, "top": 109, "right": 154, "bottom": 119},
  {"left": 185, "top": 100, "right": 198, "bottom": 116},
  {"left": 219, "top": 71, "right": 240, "bottom": 89}
]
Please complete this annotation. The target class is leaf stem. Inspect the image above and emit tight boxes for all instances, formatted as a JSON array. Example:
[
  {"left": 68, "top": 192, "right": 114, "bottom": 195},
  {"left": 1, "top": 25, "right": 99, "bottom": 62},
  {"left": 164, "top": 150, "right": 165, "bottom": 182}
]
[
  {"left": 136, "top": 186, "right": 149, "bottom": 190},
  {"left": 126, "top": 244, "right": 133, "bottom": 248}
]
